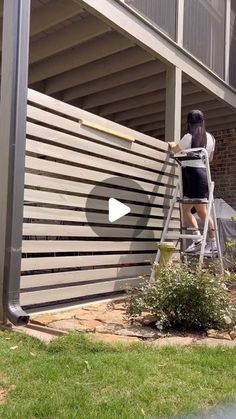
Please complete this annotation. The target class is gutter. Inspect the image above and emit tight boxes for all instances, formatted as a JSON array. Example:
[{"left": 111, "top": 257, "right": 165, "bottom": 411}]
[{"left": 0, "top": 0, "right": 31, "bottom": 326}]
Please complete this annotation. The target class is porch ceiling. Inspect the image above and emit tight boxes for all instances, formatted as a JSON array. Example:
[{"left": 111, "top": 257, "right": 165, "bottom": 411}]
[{"left": 1, "top": 0, "right": 236, "bottom": 139}]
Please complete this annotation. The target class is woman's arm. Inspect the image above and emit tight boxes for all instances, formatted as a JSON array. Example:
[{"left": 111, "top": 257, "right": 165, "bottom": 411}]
[{"left": 168, "top": 141, "right": 182, "bottom": 154}]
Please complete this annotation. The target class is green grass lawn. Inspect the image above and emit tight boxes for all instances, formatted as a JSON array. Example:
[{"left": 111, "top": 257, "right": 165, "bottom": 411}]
[{"left": 0, "top": 331, "right": 236, "bottom": 419}]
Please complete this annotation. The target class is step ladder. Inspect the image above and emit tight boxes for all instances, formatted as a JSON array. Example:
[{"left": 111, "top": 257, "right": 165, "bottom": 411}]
[{"left": 150, "top": 147, "right": 224, "bottom": 282}]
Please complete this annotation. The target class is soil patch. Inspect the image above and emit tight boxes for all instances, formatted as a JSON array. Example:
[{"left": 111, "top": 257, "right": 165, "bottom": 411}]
[{"left": 0, "top": 388, "right": 7, "bottom": 405}]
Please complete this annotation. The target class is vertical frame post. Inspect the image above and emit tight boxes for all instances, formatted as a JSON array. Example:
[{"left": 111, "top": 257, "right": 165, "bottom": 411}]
[
  {"left": 165, "top": 66, "right": 182, "bottom": 142},
  {"left": 177, "top": 0, "right": 184, "bottom": 46},
  {"left": 0, "top": 0, "right": 31, "bottom": 325},
  {"left": 225, "top": 0, "right": 231, "bottom": 83}
]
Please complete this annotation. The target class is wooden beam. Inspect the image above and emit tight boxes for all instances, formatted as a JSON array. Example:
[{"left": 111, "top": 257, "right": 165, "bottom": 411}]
[
  {"left": 29, "top": 32, "right": 132, "bottom": 84},
  {"left": 165, "top": 67, "right": 182, "bottom": 142},
  {"left": 143, "top": 110, "right": 236, "bottom": 136},
  {"left": 30, "top": 16, "right": 110, "bottom": 64},
  {"left": 128, "top": 104, "right": 230, "bottom": 130},
  {"left": 114, "top": 83, "right": 200, "bottom": 123},
  {"left": 77, "top": 0, "right": 236, "bottom": 109},
  {"left": 207, "top": 114, "right": 236, "bottom": 127},
  {"left": 1, "top": 0, "right": 83, "bottom": 46},
  {"left": 45, "top": 47, "right": 152, "bottom": 95},
  {"left": 30, "top": 0, "right": 83, "bottom": 36},
  {"left": 197, "top": 107, "right": 236, "bottom": 121},
  {"left": 139, "top": 120, "right": 165, "bottom": 133},
  {"left": 128, "top": 111, "right": 165, "bottom": 128},
  {"left": 81, "top": 72, "right": 166, "bottom": 109},
  {"left": 100, "top": 87, "right": 208, "bottom": 119},
  {"left": 182, "top": 92, "right": 214, "bottom": 108},
  {"left": 63, "top": 60, "right": 165, "bottom": 101},
  {"left": 211, "top": 122, "right": 236, "bottom": 132},
  {"left": 99, "top": 90, "right": 166, "bottom": 117}
]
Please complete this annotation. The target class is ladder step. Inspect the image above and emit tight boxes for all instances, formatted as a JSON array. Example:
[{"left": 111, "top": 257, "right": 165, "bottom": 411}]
[
  {"left": 177, "top": 198, "right": 208, "bottom": 204},
  {"left": 165, "top": 234, "right": 203, "bottom": 240}
]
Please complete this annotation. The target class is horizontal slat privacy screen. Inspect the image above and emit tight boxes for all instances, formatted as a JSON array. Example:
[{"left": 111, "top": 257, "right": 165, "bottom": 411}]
[{"left": 21, "top": 89, "right": 178, "bottom": 310}]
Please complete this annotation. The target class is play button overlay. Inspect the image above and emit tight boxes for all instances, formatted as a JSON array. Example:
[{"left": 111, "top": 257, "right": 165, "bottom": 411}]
[
  {"left": 108, "top": 198, "right": 130, "bottom": 222},
  {"left": 85, "top": 176, "right": 151, "bottom": 238}
]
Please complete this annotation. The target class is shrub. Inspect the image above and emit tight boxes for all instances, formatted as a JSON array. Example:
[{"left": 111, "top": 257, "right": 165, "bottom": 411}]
[
  {"left": 224, "top": 239, "right": 236, "bottom": 272},
  {"left": 125, "top": 264, "right": 236, "bottom": 331}
]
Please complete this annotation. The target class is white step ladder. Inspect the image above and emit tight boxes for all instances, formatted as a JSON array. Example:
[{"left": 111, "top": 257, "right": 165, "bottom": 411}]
[{"left": 150, "top": 147, "right": 224, "bottom": 282}]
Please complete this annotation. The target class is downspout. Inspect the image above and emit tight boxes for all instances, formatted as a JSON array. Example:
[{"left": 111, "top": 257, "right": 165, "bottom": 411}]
[{"left": 0, "top": 0, "right": 31, "bottom": 325}]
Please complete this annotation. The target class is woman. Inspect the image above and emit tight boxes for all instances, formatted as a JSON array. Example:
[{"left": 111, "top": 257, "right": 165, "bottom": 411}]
[{"left": 168, "top": 109, "right": 216, "bottom": 255}]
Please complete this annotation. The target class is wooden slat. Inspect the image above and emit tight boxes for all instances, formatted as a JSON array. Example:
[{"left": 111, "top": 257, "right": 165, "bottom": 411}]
[
  {"left": 24, "top": 173, "right": 179, "bottom": 214},
  {"left": 21, "top": 252, "right": 154, "bottom": 271},
  {"left": 25, "top": 156, "right": 177, "bottom": 195},
  {"left": 27, "top": 89, "right": 169, "bottom": 152},
  {"left": 20, "top": 265, "right": 149, "bottom": 290},
  {"left": 23, "top": 206, "right": 179, "bottom": 229},
  {"left": 24, "top": 189, "right": 175, "bottom": 219},
  {"left": 80, "top": 120, "right": 135, "bottom": 142},
  {"left": 26, "top": 122, "right": 173, "bottom": 170},
  {"left": 27, "top": 104, "right": 169, "bottom": 155},
  {"left": 26, "top": 137, "right": 176, "bottom": 183},
  {"left": 22, "top": 223, "right": 164, "bottom": 239},
  {"left": 20, "top": 277, "right": 146, "bottom": 305},
  {"left": 21, "top": 240, "right": 158, "bottom": 254},
  {"left": 20, "top": 266, "right": 149, "bottom": 290}
]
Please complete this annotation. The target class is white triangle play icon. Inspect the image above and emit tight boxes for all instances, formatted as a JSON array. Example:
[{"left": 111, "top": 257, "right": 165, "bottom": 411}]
[{"left": 108, "top": 198, "right": 131, "bottom": 223}]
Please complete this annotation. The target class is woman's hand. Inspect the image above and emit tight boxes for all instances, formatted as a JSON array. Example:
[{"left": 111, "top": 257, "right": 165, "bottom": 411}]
[
  {"left": 168, "top": 142, "right": 182, "bottom": 154},
  {"left": 168, "top": 141, "right": 176, "bottom": 151}
]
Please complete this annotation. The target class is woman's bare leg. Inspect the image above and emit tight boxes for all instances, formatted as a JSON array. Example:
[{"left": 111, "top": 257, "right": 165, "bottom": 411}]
[
  {"left": 194, "top": 203, "right": 215, "bottom": 239},
  {"left": 182, "top": 204, "right": 199, "bottom": 231}
]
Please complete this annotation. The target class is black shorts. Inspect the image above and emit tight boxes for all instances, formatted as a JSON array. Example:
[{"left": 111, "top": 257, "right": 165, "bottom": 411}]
[{"left": 182, "top": 166, "right": 208, "bottom": 199}]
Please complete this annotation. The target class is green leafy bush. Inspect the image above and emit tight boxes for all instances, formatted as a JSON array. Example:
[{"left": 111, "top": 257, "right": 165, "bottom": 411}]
[
  {"left": 126, "top": 264, "right": 236, "bottom": 331},
  {"left": 224, "top": 239, "right": 236, "bottom": 272}
]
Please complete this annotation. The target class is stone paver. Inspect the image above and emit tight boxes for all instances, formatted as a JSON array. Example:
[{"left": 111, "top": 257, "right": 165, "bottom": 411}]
[{"left": 31, "top": 299, "right": 236, "bottom": 347}]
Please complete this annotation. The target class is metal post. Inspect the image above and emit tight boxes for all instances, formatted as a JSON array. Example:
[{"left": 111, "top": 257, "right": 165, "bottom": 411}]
[
  {"left": 0, "top": 0, "right": 31, "bottom": 325},
  {"left": 165, "top": 66, "right": 182, "bottom": 143}
]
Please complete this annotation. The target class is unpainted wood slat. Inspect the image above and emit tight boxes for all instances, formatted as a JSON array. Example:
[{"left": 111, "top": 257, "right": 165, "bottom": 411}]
[
  {"left": 25, "top": 156, "right": 176, "bottom": 196},
  {"left": 20, "top": 267, "right": 149, "bottom": 291},
  {"left": 26, "top": 122, "right": 174, "bottom": 171},
  {"left": 23, "top": 189, "right": 175, "bottom": 219},
  {"left": 21, "top": 240, "right": 158, "bottom": 254},
  {"left": 27, "top": 89, "right": 168, "bottom": 152},
  {"left": 22, "top": 223, "right": 164, "bottom": 239},
  {"left": 24, "top": 173, "right": 179, "bottom": 216},
  {"left": 21, "top": 252, "right": 154, "bottom": 271},
  {"left": 20, "top": 276, "right": 146, "bottom": 305},
  {"left": 26, "top": 138, "right": 176, "bottom": 184},
  {"left": 23, "top": 206, "right": 180, "bottom": 229}
]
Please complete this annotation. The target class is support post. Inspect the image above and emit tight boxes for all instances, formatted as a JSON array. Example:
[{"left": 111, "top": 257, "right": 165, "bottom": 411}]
[
  {"left": 177, "top": 0, "right": 184, "bottom": 46},
  {"left": 0, "top": 0, "right": 31, "bottom": 325},
  {"left": 165, "top": 66, "right": 182, "bottom": 142},
  {"left": 225, "top": 0, "right": 231, "bottom": 83}
]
